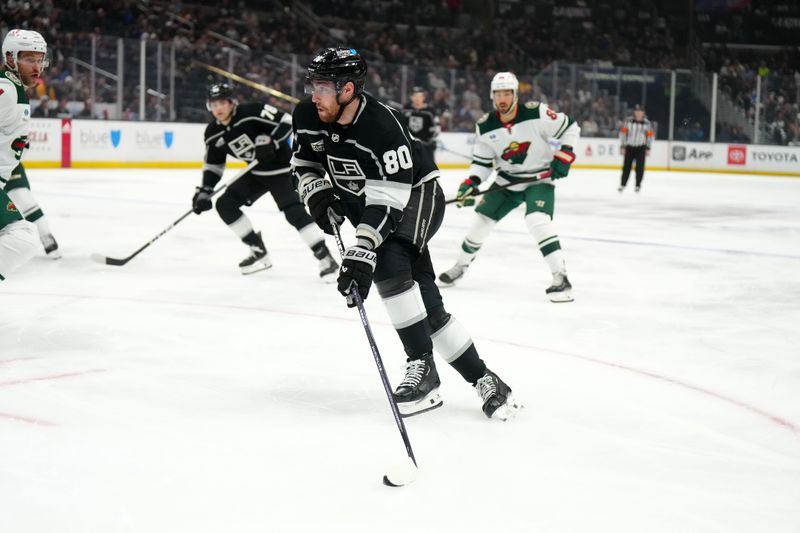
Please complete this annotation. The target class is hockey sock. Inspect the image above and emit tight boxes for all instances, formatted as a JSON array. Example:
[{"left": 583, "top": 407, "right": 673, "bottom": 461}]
[
  {"left": 457, "top": 213, "right": 496, "bottom": 265},
  {"left": 526, "top": 211, "right": 566, "bottom": 274},
  {"left": 430, "top": 316, "right": 486, "bottom": 384},
  {"left": 228, "top": 215, "right": 256, "bottom": 240},
  {"left": 380, "top": 281, "right": 433, "bottom": 358},
  {"left": 297, "top": 222, "right": 328, "bottom": 258}
]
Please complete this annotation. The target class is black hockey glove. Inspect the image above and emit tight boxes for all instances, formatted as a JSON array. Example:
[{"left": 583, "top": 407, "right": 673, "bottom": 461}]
[
  {"left": 192, "top": 185, "right": 213, "bottom": 214},
  {"left": 298, "top": 174, "right": 344, "bottom": 235},
  {"left": 337, "top": 245, "right": 377, "bottom": 307},
  {"left": 254, "top": 134, "right": 276, "bottom": 162}
]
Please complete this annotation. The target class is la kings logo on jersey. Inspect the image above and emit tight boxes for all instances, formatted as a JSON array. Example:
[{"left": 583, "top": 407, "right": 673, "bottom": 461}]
[
  {"left": 228, "top": 134, "right": 256, "bottom": 160},
  {"left": 327, "top": 155, "right": 365, "bottom": 196},
  {"left": 408, "top": 116, "right": 424, "bottom": 133}
]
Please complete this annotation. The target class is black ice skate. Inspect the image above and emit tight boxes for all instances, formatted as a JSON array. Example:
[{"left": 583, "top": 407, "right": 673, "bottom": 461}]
[
  {"left": 393, "top": 354, "right": 443, "bottom": 417},
  {"left": 438, "top": 263, "right": 470, "bottom": 285},
  {"left": 239, "top": 232, "right": 272, "bottom": 275},
  {"left": 318, "top": 255, "right": 338, "bottom": 283},
  {"left": 475, "top": 370, "right": 521, "bottom": 421},
  {"left": 546, "top": 272, "right": 573, "bottom": 303},
  {"left": 41, "top": 233, "right": 61, "bottom": 260}
]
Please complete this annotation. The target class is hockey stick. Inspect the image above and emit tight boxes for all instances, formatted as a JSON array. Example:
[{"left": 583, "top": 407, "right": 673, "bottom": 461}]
[
  {"left": 194, "top": 61, "right": 300, "bottom": 105},
  {"left": 91, "top": 161, "right": 258, "bottom": 266},
  {"left": 444, "top": 170, "right": 553, "bottom": 205},
  {"left": 328, "top": 211, "right": 419, "bottom": 488},
  {"left": 436, "top": 142, "right": 472, "bottom": 161}
]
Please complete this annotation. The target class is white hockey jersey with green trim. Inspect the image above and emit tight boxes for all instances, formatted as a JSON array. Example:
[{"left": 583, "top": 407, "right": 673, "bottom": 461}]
[
  {"left": 0, "top": 69, "right": 30, "bottom": 184},
  {"left": 469, "top": 101, "right": 580, "bottom": 190}
]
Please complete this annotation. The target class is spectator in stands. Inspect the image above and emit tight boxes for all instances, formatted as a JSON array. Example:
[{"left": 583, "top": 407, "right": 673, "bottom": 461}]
[
  {"left": 688, "top": 122, "right": 705, "bottom": 142},
  {"left": 32, "top": 96, "right": 56, "bottom": 118},
  {"left": 54, "top": 98, "right": 72, "bottom": 118},
  {"left": 75, "top": 99, "right": 95, "bottom": 119}
]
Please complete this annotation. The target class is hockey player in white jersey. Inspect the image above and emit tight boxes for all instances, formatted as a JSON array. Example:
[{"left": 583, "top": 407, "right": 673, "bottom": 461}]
[
  {"left": 0, "top": 30, "right": 49, "bottom": 281},
  {"left": 439, "top": 72, "right": 580, "bottom": 302},
  {"left": 2, "top": 30, "right": 60, "bottom": 260}
]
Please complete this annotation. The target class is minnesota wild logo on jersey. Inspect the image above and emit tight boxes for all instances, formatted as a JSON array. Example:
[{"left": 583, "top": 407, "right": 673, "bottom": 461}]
[
  {"left": 6, "top": 200, "right": 18, "bottom": 212},
  {"left": 501, "top": 141, "right": 531, "bottom": 164},
  {"left": 469, "top": 101, "right": 579, "bottom": 189}
]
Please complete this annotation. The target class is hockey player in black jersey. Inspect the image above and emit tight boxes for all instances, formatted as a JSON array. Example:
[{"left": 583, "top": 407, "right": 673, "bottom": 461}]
[
  {"left": 292, "top": 48, "right": 521, "bottom": 420},
  {"left": 402, "top": 86, "right": 440, "bottom": 163},
  {"left": 193, "top": 83, "right": 337, "bottom": 278}
]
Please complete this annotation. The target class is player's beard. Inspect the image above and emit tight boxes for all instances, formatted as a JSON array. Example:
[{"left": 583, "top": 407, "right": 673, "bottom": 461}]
[
  {"left": 316, "top": 102, "right": 340, "bottom": 124},
  {"left": 20, "top": 70, "right": 39, "bottom": 88}
]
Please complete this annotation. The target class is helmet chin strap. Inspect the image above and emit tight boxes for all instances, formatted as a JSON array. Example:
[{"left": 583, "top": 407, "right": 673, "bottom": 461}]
[{"left": 334, "top": 87, "right": 359, "bottom": 123}]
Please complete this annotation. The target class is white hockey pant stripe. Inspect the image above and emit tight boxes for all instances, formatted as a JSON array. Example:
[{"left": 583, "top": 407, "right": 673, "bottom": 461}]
[
  {"left": 382, "top": 281, "right": 427, "bottom": 330},
  {"left": 228, "top": 214, "right": 255, "bottom": 240},
  {"left": 430, "top": 316, "right": 473, "bottom": 363}
]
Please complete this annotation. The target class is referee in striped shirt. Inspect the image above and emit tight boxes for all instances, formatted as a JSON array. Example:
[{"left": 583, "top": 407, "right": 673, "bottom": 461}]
[{"left": 618, "top": 104, "right": 654, "bottom": 193}]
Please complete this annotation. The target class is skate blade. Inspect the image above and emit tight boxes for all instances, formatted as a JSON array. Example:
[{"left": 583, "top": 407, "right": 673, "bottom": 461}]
[
  {"left": 45, "top": 250, "right": 62, "bottom": 260},
  {"left": 491, "top": 393, "right": 523, "bottom": 421},
  {"left": 548, "top": 289, "right": 574, "bottom": 303},
  {"left": 319, "top": 270, "right": 338, "bottom": 284},
  {"left": 397, "top": 390, "right": 443, "bottom": 418},
  {"left": 437, "top": 276, "right": 459, "bottom": 287},
  {"left": 240, "top": 261, "right": 273, "bottom": 275}
]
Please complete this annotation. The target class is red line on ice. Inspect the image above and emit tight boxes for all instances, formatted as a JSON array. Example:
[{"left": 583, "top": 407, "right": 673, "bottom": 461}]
[
  {"left": 4, "top": 290, "right": 798, "bottom": 435},
  {"left": 495, "top": 339, "right": 799, "bottom": 434},
  {"left": 0, "top": 368, "right": 107, "bottom": 387},
  {"left": 0, "top": 411, "right": 56, "bottom": 426}
]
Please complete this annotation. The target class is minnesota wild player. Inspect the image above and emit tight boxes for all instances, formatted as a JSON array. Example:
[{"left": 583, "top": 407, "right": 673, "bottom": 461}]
[
  {"left": 439, "top": 72, "right": 579, "bottom": 302},
  {"left": 0, "top": 30, "right": 49, "bottom": 281}
]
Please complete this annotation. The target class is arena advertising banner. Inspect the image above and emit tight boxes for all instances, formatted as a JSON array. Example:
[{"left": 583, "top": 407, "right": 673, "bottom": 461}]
[
  {"left": 24, "top": 120, "right": 800, "bottom": 176},
  {"left": 24, "top": 118, "right": 62, "bottom": 166},
  {"left": 68, "top": 120, "right": 205, "bottom": 166}
]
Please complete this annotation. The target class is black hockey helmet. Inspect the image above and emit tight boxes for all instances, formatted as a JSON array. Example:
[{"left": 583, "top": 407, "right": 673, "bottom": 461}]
[
  {"left": 411, "top": 86, "right": 425, "bottom": 94},
  {"left": 305, "top": 47, "right": 367, "bottom": 96},
  {"left": 206, "top": 83, "right": 235, "bottom": 110}
]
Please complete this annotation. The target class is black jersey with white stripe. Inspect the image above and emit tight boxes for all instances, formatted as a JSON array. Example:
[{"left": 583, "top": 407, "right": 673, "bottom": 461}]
[
  {"left": 202, "top": 102, "right": 293, "bottom": 187},
  {"left": 291, "top": 93, "right": 439, "bottom": 249},
  {"left": 402, "top": 104, "right": 440, "bottom": 147}
]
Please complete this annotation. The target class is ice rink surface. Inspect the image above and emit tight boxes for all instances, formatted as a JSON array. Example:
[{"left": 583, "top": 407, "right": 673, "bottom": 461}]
[{"left": 2, "top": 167, "right": 799, "bottom": 533}]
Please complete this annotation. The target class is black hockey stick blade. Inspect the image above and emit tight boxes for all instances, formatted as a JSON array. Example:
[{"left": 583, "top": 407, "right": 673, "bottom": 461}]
[
  {"left": 90, "top": 253, "right": 129, "bottom": 266},
  {"left": 382, "top": 457, "right": 419, "bottom": 487}
]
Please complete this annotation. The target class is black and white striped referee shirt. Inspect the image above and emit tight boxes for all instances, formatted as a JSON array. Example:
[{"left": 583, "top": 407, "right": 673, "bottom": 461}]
[{"left": 619, "top": 117, "right": 654, "bottom": 148}]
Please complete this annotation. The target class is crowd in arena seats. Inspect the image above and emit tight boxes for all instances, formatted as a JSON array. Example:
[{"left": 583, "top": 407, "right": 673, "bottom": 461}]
[
  {"left": 706, "top": 48, "right": 800, "bottom": 146},
  {"left": 3, "top": 0, "right": 798, "bottom": 145}
]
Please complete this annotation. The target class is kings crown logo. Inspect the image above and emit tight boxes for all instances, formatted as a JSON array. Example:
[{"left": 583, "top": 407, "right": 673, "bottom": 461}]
[{"left": 501, "top": 141, "right": 531, "bottom": 164}]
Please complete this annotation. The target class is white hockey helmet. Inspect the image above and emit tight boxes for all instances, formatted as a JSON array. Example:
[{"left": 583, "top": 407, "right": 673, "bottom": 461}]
[
  {"left": 3, "top": 29, "right": 49, "bottom": 71},
  {"left": 490, "top": 71, "right": 518, "bottom": 111}
]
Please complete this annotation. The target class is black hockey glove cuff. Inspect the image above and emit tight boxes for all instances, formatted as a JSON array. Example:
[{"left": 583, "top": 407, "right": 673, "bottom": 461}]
[
  {"left": 192, "top": 186, "right": 214, "bottom": 214},
  {"left": 298, "top": 174, "right": 344, "bottom": 235},
  {"left": 254, "top": 134, "right": 276, "bottom": 162},
  {"left": 337, "top": 245, "right": 377, "bottom": 307}
]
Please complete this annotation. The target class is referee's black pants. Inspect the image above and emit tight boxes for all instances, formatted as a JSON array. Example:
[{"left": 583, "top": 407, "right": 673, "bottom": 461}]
[{"left": 621, "top": 145, "right": 647, "bottom": 187}]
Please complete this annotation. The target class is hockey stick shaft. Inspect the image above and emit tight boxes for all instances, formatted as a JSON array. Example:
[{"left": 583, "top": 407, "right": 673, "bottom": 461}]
[
  {"left": 95, "top": 161, "right": 258, "bottom": 266},
  {"left": 328, "top": 212, "right": 418, "bottom": 467},
  {"left": 436, "top": 142, "right": 472, "bottom": 161},
  {"left": 444, "top": 170, "right": 552, "bottom": 205}
]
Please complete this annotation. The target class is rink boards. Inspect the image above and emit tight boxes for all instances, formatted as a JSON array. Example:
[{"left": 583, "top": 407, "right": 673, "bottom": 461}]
[{"left": 22, "top": 118, "right": 800, "bottom": 176}]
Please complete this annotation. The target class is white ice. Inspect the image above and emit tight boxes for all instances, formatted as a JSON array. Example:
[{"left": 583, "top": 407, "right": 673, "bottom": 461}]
[{"left": 1, "top": 167, "right": 799, "bottom": 533}]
